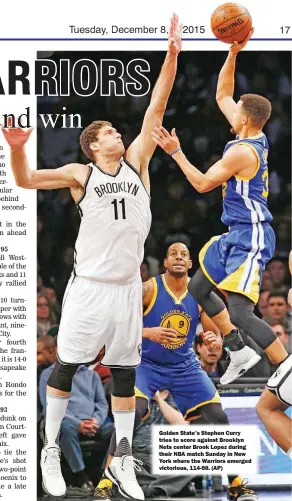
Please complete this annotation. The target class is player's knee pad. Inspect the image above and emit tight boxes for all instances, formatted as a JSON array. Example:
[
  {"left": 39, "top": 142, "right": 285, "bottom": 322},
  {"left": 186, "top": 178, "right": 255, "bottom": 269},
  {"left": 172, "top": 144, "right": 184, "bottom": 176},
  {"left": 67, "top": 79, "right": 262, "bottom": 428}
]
[
  {"left": 190, "top": 403, "right": 229, "bottom": 425},
  {"left": 188, "top": 268, "right": 225, "bottom": 317},
  {"left": 228, "top": 293, "right": 276, "bottom": 349},
  {"left": 187, "top": 269, "right": 204, "bottom": 302},
  {"left": 47, "top": 358, "right": 79, "bottom": 393},
  {"left": 111, "top": 368, "right": 136, "bottom": 397}
]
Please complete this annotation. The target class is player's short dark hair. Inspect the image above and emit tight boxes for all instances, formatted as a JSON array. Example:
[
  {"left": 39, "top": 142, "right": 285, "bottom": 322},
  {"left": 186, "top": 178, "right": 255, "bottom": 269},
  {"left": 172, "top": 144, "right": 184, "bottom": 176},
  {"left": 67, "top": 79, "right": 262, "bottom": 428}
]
[
  {"left": 80, "top": 120, "right": 112, "bottom": 160},
  {"left": 240, "top": 94, "right": 272, "bottom": 127},
  {"left": 268, "top": 290, "right": 288, "bottom": 303},
  {"left": 166, "top": 242, "right": 190, "bottom": 257}
]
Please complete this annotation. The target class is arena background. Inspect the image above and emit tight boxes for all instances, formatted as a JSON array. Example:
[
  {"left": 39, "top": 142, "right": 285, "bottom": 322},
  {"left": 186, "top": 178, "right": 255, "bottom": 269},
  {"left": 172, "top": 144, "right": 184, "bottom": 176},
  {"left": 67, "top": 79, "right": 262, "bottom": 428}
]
[
  {"left": 37, "top": 51, "right": 291, "bottom": 495},
  {"left": 37, "top": 51, "right": 291, "bottom": 299}
]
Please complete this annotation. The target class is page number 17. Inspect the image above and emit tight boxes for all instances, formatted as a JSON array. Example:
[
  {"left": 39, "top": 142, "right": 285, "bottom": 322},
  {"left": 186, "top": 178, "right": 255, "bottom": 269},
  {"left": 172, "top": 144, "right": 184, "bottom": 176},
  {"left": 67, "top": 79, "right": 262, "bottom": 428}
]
[{"left": 280, "top": 26, "right": 290, "bottom": 34}]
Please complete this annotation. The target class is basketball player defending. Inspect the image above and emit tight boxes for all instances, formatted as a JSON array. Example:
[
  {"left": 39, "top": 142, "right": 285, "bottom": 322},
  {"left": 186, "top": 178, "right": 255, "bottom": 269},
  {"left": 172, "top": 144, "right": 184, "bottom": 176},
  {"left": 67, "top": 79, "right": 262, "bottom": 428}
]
[
  {"left": 256, "top": 250, "right": 292, "bottom": 459},
  {"left": 2, "top": 14, "right": 182, "bottom": 498},
  {"left": 151, "top": 30, "right": 289, "bottom": 385},
  {"left": 95, "top": 242, "right": 258, "bottom": 501}
]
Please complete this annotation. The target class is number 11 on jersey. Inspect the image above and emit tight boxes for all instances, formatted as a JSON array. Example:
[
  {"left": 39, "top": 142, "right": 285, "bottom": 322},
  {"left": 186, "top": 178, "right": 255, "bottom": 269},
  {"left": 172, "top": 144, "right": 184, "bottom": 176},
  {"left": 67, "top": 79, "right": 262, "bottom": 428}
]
[{"left": 111, "top": 198, "right": 126, "bottom": 220}]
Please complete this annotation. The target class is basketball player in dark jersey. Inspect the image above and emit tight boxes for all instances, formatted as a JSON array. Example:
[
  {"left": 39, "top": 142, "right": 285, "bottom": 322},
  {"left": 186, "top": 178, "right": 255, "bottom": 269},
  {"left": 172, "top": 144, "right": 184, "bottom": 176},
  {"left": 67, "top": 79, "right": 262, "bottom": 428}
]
[{"left": 151, "top": 31, "right": 289, "bottom": 387}]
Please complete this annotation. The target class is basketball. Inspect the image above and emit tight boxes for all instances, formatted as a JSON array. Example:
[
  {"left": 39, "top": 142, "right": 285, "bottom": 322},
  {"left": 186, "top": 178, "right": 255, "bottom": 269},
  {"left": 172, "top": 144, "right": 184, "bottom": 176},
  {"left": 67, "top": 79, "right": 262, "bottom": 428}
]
[{"left": 211, "top": 3, "right": 252, "bottom": 44}]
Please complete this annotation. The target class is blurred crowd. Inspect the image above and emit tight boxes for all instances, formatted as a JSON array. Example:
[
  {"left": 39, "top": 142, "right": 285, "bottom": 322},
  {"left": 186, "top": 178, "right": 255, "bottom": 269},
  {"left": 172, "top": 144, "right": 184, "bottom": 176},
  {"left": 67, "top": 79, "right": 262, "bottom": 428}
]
[{"left": 37, "top": 50, "right": 291, "bottom": 496}]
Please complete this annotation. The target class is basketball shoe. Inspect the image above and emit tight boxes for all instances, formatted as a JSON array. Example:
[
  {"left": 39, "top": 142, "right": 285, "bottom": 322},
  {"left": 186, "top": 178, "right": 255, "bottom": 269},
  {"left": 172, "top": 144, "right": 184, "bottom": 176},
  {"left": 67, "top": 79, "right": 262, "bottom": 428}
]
[
  {"left": 220, "top": 346, "right": 261, "bottom": 385},
  {"left": 41, "top": 445, "right": 66, "bottom": 497},
  {"left": 105, "top": 437, "right": 144, "bottom": 500}
]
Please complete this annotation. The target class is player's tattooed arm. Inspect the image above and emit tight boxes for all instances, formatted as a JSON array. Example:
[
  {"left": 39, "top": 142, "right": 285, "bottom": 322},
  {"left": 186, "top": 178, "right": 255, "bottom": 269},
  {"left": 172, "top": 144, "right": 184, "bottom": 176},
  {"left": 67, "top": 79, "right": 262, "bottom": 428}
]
[
  {"left": 142, "top": 278, "right": 154, "bottom": 308},
  {"left": 125, "top": 14, "right": 182, "bottom": 191},
  {"left": 152, "top": 126, "right": 257, "bottom": 192},
  {"left": 216, "top": 29, "right": 254, "bottom": 126}
]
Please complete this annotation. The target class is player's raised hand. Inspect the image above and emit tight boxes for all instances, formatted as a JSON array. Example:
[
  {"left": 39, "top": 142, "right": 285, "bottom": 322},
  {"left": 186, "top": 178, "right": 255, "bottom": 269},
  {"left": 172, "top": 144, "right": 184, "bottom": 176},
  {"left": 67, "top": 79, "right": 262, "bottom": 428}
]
[
  {"left": 200, "top": 330, "right": 221, "bottom": 352},
  {"left": 168, "top": 13, "right": 182, "bottom": 55},
  {"left": 230, "top": 27, "right": 255, "bottom": 54},
  {"left": 151, "top": 126, "right": 180, "bottom": 154},
  {"left": 1, "top": 117, "right": 33, "bottom": 150}
]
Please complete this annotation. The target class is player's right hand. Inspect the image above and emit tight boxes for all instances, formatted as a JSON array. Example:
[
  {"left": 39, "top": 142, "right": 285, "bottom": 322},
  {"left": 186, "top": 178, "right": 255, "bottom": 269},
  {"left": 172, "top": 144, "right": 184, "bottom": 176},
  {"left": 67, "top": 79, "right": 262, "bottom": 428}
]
[
  {"left": 168, "top": 13, "right": 182, "bottom": 56},
  {"left": 1, "top": 117, "right": 33, "bottom": 150},
  {"left": 143, "top": 327, "right": 177, "bottom": 345},
  {"left": 151, "top": 126, "right": 180, "bottom": 154},
  {"left": 230, "top": 27, "right": 255, "bottom": 54},
  {"left": 288, "top": 288, "right": 292, "bottom": 307}
]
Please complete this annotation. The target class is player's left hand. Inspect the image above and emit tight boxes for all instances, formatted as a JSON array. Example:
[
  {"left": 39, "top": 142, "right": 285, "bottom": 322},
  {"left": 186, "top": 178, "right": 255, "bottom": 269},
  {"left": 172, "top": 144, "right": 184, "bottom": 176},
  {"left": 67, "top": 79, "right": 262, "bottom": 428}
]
[
  {"left": 230, "top": 27, "right": 255, "bottom": 54},
  {"left": 288, "top": 288, "right": 292, "bottom": 307},
  {"left": 151, "top": 126, "right": 180, "bottom": 154},
  {"left": 200, "top": 330, "right": 221, "bottom": 352},
  {"left": 168, "top": 13, "right": 182, "bottom": 55}
]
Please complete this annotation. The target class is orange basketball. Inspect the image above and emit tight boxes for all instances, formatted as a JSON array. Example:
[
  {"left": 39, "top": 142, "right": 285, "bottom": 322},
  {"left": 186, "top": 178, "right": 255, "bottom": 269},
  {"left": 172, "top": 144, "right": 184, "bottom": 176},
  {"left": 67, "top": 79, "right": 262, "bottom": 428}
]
[{"left": 211, "top": 3, "right": 252, "bottom": 44}]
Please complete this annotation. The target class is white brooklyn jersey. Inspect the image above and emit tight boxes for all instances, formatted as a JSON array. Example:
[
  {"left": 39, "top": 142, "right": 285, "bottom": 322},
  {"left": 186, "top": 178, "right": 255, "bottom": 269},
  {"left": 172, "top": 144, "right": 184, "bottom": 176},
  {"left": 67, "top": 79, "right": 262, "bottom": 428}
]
[{"left": 74, "top": 159, "right": 151, "bottom": 283}]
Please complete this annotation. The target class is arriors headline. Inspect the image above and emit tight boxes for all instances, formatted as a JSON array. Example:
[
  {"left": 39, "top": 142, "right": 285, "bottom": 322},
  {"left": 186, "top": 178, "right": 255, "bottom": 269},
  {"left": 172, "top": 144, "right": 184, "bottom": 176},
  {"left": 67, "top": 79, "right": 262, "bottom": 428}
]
[{"left": 1, "top": 58, "right": 151, "bottom": 129}]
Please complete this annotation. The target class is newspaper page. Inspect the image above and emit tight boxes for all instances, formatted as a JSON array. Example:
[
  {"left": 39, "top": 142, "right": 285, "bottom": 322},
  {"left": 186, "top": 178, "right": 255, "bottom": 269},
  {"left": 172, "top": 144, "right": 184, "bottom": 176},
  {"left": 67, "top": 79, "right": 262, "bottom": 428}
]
[{"left": 0, "top": 1, "right": 291, "bottom": 500}]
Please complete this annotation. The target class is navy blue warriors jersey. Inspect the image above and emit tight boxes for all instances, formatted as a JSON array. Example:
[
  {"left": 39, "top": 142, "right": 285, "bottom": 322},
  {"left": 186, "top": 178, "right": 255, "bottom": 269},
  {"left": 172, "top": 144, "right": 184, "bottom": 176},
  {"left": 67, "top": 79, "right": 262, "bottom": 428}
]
[
  {"left": 143, "top": 274, "right": 201, "bottom": 366},
  {"left": 221, "top": 133, "right": 272, "bottom": 226}
]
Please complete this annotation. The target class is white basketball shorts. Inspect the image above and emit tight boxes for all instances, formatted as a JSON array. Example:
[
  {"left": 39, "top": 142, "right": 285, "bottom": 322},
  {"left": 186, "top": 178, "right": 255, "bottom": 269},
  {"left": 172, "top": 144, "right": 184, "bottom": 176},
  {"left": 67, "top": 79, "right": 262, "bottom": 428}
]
[
  {"left": 266, "top": 354, "right": 292, "bottom": 407},
  {"left": 57, "top": 275, "right": 143, "bottom": 367}
]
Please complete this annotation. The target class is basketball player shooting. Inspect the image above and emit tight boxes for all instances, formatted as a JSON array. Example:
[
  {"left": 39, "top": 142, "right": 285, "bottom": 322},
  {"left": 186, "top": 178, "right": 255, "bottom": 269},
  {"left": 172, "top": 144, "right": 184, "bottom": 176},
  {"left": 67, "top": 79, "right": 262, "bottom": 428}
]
[
  {"left": 2, "top": 14, "right": 182, "bottom": 499},
  {"left": 151, "top": 30, "right": 289, "bottom": 385}
]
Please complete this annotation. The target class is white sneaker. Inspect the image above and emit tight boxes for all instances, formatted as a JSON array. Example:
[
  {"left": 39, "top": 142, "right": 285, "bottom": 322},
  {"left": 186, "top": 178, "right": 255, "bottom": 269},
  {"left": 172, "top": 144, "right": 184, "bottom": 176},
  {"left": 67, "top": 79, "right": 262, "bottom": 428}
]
[
  {"left": 220, "top": 346, "right": 261, "bottom": 385},
  {"left": 105, "top": 455, "right": 144, "bottom": 500},
  {"left": 41, "top": 446, "right": 66, "bottom": 497}
]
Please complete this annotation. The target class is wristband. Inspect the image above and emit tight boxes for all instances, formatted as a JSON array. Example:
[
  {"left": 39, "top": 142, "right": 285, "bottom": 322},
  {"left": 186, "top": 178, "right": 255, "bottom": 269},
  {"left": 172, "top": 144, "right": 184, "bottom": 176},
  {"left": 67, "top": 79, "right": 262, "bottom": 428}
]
[{"left": 169, "top": 147, "right": 181, "bottom": 157}]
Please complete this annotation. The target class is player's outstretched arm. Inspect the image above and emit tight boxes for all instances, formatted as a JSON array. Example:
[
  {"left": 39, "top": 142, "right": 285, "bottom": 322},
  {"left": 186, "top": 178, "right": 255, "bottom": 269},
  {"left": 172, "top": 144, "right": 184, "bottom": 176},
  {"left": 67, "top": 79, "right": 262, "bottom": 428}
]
[
  {"left": 152, "top": 125, "right": 256, "bottom": 192},
  {"left": 216, "top": 29, "right": 254, "bottom": 126},
  {"left": 126, "top": 13, "right": 182, "bottom": 190},
  {"left": 2, "top": 123, "right": 82, "bottom": 190}
]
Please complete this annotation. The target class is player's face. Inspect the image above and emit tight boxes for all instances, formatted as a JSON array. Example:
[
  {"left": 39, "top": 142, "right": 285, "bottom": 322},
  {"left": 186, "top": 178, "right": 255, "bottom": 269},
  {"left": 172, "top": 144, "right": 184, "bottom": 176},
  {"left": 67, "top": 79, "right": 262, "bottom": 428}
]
[
  {"left": 95, "top": 126, "right": 125, "bottom": 157},
  {"left": 232, "top": 100, "right": 246, "bottom": 134},
  {"left": 164, "top": 244, "right": 192, "bottom": 277}
]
